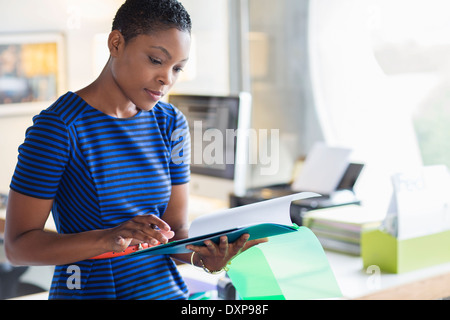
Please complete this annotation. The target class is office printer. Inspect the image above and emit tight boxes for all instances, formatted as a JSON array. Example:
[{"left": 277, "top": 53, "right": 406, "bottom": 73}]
[{"left": 229, "top": 163, "right": 364, "bottom": 226}]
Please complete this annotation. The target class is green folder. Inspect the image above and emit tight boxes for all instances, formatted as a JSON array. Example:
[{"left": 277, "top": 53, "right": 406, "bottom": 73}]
[{"left": 130, "top": 223, "right": 298, "bottom": 257}]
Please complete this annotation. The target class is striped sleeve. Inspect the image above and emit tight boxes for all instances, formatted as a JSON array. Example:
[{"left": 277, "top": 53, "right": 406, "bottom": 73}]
[
  {"left": 10, "top": 110, "right": 70, "bottom": 199},
  {"left": 168, "top": 108, "right": 191, "bottom": 185}
]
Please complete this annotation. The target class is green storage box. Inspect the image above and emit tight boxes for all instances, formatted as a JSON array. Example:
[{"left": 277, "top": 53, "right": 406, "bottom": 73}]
[{"left": 361, "top": 229, "right": 450, "bottom": 273}]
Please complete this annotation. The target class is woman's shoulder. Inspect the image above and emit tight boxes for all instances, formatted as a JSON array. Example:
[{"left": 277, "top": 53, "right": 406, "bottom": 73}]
[
  {"left": 36, "top": 91, "right": 90, "bottom": 127},
  {"left": 153, "top": 100, "right": 188, "bottom": 127},
  {"left": 153, "top": 100, "right": 183, "bottom": 119}
]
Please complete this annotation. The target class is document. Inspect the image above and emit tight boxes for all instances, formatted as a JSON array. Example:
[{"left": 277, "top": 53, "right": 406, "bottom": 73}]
[{"left": 130, "top": 192, "right": 320, "bottom": 257}]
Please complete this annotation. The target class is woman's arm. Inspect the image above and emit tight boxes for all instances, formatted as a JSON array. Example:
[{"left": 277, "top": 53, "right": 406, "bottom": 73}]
[
  {"left": 4, "top": 190, "right": 173, "bottom": 266},
  {"left": 4, "top": 190, "right": 106, "bottom": 266}
]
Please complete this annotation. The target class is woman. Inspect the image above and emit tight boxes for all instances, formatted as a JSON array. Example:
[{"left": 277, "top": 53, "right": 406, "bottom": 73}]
[{"left": 5, "top": 0, "right": 265, "bottom": 300}]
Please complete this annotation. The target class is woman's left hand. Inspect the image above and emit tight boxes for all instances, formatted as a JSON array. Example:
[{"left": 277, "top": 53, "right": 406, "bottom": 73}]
[{"left": 186, "top": 234, "right": 268, "bottom": 273}]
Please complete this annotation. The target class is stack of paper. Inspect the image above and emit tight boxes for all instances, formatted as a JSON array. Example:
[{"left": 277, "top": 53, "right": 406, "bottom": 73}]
[{"left": 303, "top": 205, "right": 382, "bottom": 255}]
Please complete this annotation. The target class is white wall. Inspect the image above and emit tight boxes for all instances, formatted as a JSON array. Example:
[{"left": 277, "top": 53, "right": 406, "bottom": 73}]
[
  {"left": 0, "top": 0, "right": 123, "bottom": 192},
  {"left": 0, "top": 0, "right": 233, "bottom": 193},
  {"left": 175, "top": 0, "right": 230, "bottom": 95}
]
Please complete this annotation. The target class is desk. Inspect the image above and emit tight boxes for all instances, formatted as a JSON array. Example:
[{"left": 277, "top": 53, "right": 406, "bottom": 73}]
[
  {"left": 324, "top": 251, "right": 450, "bottom": 300},
  {"left": 178, "top": 251, "right": 450, "bottom": 300},
  {"left": 10, "top": 257, "right": 450, "bottom": 300},
  {"left": 3, "top": 205, "right": 450, "bottom": 300},
  {"left": 5, "top": 248, "right": 450, "bottom": 300}
]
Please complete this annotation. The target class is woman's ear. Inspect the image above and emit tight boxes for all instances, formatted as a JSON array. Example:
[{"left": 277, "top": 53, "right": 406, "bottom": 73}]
[{"left": 108, "top": 30, "right": 124, "bottom": 57}]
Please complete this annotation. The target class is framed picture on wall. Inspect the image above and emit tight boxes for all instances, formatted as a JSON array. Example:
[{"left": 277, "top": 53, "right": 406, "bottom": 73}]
[{"left": 0, "top": 32, "right": 65, "bottom": 115}]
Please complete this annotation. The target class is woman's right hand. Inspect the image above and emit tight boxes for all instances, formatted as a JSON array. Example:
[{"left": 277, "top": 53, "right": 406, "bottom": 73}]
[
  {"left": 5, "top": 191, "right": 176, "bottom": 265},
  {"left": 105, "top": 214, "right": 175, "bottom": 252}
]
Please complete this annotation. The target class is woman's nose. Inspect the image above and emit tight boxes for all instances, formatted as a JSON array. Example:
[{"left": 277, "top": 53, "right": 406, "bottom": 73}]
[{"left": 157, "top": 68, "right": 173, "bottom": 86}]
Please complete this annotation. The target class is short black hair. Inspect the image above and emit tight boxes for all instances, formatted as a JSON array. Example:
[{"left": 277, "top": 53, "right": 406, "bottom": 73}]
[{"left": 112, "top": 0, "right": 192, "bottom": 42}]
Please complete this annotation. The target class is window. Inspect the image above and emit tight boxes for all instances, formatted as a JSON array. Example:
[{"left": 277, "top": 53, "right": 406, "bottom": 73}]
[
  {"left": 309, "top": 0, "right": 450, "bottom": 208},
  {"left": 369, "top": 0, "right": 450, "bottom": 169}
]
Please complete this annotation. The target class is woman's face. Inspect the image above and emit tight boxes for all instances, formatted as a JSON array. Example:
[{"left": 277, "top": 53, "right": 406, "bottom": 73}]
[{"left": 110, "top": 28, "right": 191, "bottom": 111}]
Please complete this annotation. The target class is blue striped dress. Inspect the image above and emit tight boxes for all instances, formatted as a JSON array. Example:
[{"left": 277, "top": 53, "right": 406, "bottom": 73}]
[{"left": 10, "top": 91, "right": 191, "bottom": 299}]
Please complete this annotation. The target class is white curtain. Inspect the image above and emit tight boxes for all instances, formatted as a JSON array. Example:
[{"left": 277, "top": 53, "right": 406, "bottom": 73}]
[{"left": 308, "top": 0, "right": 423, "bottom": 209}]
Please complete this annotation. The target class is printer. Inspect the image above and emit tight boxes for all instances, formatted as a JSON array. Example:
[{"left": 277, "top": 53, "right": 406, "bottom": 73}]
[{"left": 229, "top": 162, "right": 364, "bottom": 226}]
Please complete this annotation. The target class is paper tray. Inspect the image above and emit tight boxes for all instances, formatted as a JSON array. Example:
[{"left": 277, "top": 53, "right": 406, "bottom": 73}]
[{"left": 361, "top": 229, "right": 450, "bottom": 273}]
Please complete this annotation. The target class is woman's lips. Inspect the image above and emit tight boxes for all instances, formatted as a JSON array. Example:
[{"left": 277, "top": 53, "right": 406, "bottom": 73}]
[{"left": 145, "top": 89, "right": 163, "bottom": 101}]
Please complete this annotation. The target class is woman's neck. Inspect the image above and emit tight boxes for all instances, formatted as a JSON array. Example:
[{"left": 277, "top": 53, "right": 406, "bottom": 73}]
[{"left": 75, "top": 62, "right": 140, "bottom": 119}]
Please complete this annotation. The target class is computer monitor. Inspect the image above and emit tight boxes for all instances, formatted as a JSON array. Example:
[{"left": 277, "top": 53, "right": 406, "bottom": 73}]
[{"left": 168, "top": 93, "right": 252, "bottom": 200}]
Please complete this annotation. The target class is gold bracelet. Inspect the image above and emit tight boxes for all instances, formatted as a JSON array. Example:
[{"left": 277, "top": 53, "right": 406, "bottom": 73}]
[{"left": 190, "top": 252, "right": 228, "bottom": 274}]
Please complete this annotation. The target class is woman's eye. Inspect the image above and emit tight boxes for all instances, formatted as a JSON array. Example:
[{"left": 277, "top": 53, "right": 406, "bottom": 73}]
[
  {"left": 174, "top": 66, "right": 184, "bottom": 73},
  {"left": 149, "top": 57, "right": 162, "bottom": 65}
]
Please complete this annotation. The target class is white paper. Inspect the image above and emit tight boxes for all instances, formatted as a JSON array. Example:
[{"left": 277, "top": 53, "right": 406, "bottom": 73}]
[
  {"left": 291, "top": 143, "right": 352, "bottom": 195},
  {"left": 188, "top": 192, "right": 320, "bottom": 238},
  {"left": 388, "top": 165, "right": 450, "bottom": 240}
]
